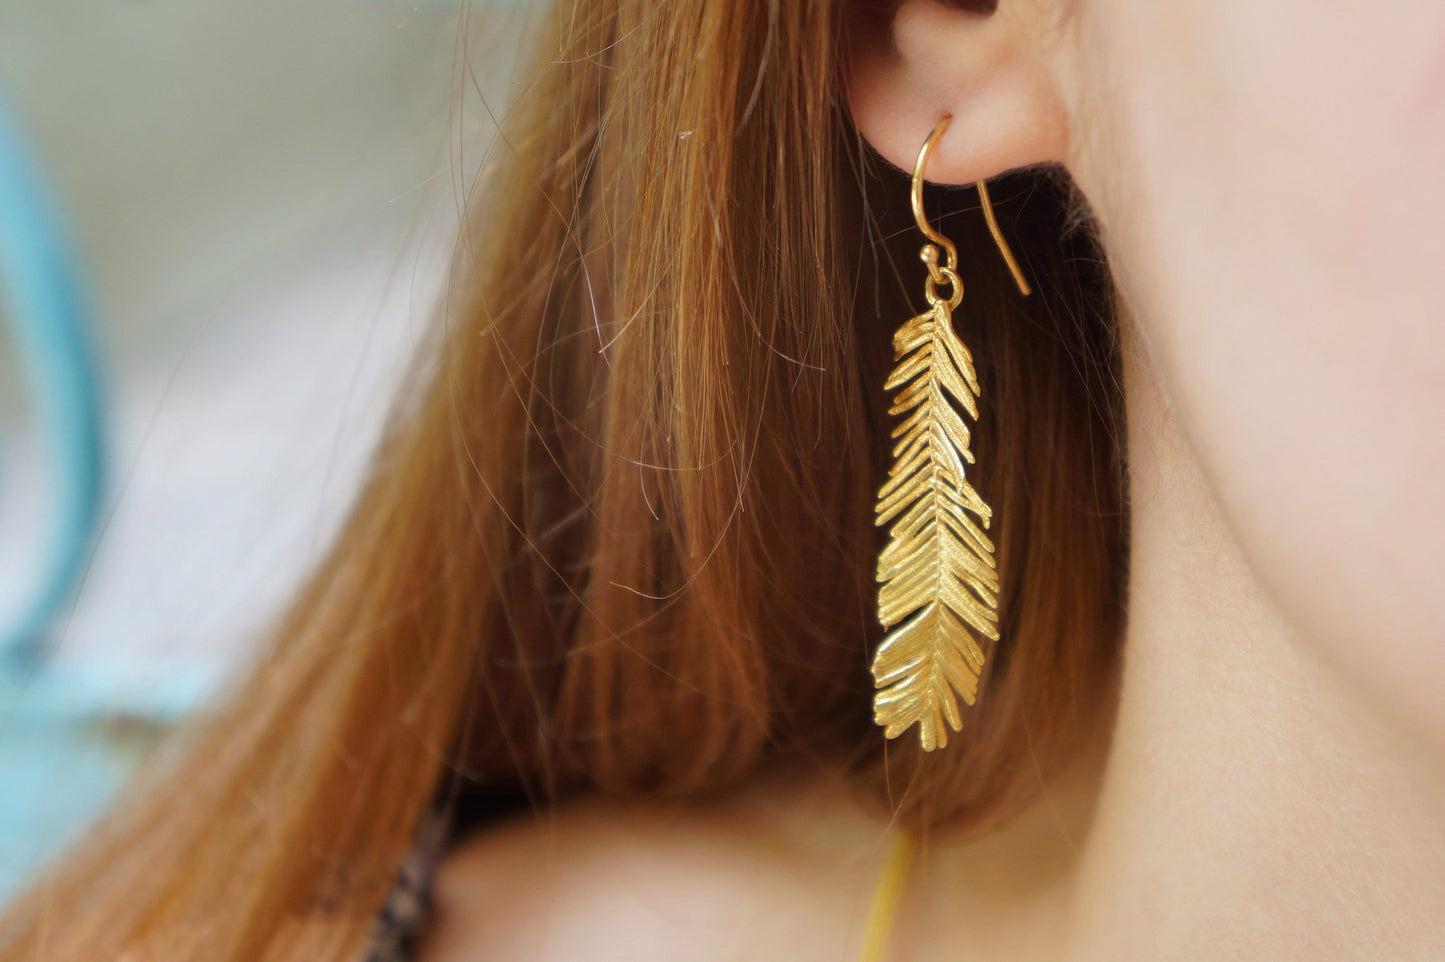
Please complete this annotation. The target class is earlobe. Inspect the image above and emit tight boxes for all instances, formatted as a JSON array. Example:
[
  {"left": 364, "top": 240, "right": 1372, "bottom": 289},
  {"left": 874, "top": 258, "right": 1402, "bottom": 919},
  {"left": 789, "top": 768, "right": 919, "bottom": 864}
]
[{"left": 844, "top": 0, "right": 1070, "bottom": 184}]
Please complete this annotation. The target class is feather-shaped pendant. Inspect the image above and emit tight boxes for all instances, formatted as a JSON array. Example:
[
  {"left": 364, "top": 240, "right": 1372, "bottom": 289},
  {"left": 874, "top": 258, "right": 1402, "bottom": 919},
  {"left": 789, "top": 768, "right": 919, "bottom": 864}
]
[
  {"left": 872, "top": 296, "right": 999, "bottom": 752},
  {"left": 872, "top": 119, "right": 1027, "bottom": 752}
]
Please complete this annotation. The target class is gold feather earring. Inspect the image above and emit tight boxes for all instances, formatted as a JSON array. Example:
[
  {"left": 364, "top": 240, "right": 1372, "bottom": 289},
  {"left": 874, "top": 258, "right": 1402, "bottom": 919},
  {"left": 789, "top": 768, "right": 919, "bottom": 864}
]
[{"left": 872, "top": 115, "right": 1032, "bottom": 752}]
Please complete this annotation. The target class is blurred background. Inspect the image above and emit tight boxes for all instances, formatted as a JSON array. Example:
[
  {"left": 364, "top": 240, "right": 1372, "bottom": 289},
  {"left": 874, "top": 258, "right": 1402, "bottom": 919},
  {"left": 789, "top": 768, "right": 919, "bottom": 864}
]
[{"left": 0, "top": 0, "right": 533, "bottom": 896}]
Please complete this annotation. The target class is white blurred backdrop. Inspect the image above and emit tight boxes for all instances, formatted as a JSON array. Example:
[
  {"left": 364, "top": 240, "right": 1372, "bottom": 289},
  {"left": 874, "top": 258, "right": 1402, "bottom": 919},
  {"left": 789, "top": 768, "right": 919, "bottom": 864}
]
[{"left": 0, "top": 0, "right": 534, "bottom": 691}]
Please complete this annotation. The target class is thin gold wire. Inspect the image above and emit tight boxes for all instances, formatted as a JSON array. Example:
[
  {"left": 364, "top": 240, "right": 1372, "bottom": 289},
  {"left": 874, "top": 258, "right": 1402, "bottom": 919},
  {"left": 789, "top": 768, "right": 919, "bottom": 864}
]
[{"left": 910, "top": 116, "right": 1032, "bottom": 298}]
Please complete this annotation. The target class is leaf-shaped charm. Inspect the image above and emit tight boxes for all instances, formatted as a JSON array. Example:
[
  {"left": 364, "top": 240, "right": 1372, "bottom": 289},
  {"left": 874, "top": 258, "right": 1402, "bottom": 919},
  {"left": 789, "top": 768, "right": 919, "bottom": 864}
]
[{"left": 872, "top": 299, "right": 999, "bottom": 751}]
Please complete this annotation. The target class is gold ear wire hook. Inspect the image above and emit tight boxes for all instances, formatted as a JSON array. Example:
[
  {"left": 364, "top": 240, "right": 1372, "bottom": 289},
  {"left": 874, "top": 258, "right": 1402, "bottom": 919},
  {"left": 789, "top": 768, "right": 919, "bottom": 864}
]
[{"left": 910, "top": 116, "right": 1033, "bottom": 297}]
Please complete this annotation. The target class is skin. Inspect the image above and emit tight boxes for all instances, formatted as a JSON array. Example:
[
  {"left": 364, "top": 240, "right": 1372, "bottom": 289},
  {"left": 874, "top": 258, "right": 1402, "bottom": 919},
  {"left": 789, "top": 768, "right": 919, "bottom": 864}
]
[{"left": 423, "top": 1, "right": 1445, "bottom": 958}]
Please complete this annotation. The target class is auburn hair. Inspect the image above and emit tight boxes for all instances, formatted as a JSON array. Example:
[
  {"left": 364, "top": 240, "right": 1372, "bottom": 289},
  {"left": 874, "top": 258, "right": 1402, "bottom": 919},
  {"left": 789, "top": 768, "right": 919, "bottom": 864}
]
[{"left": 1, "top": 0, "right": 1124, "bottom": 958}]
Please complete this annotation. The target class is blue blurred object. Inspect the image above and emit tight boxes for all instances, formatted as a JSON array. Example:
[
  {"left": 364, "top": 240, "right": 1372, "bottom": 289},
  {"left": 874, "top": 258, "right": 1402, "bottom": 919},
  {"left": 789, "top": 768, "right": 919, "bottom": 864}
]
[
  {"left": 0, "top": 94, "right": 105, "bottom": 671},
  {"left": 0, "top": 93, "right": 224, "bottom": 721},
  {"left": 0, "top": 92, "right": 132, "bottom": 900}
]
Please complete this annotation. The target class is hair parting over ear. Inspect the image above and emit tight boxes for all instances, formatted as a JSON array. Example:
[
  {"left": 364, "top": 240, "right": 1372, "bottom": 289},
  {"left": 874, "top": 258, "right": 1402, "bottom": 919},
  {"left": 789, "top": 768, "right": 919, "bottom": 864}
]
[{"left": 0, "top": 1, "right": 1124, "bottom": 958}]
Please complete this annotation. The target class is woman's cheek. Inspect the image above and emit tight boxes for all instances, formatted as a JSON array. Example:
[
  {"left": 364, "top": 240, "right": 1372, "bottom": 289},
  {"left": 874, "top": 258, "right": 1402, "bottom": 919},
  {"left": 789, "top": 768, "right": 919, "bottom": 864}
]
[{"left": 1073, "top": 0, "right": 1445, "bottom": 740}]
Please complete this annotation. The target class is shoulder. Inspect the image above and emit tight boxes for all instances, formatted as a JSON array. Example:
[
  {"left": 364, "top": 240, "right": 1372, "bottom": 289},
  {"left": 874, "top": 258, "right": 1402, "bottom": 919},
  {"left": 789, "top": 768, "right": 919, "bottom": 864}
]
[{"left": 415, "top": 779, "right": 895, "bottom": 962}]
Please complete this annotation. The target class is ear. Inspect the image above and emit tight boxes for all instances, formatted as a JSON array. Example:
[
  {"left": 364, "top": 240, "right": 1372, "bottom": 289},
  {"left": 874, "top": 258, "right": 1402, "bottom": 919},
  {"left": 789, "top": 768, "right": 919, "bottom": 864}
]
[{"left": 843, "top": 0, "right": 1070, "bottom": 183}]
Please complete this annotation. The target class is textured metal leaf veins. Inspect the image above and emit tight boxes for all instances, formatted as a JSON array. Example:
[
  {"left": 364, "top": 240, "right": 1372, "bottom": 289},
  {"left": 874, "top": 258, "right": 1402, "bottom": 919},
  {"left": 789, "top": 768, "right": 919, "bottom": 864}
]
[{"left": 872, "top": 300, "right": 999, "bottom": 751}]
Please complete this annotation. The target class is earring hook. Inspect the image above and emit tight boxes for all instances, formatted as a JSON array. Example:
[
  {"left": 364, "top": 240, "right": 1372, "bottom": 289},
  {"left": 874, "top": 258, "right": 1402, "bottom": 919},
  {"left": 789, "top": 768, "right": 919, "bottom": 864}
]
[{"left": 910, "top": 116, "right": 1032, "bottom": 297}]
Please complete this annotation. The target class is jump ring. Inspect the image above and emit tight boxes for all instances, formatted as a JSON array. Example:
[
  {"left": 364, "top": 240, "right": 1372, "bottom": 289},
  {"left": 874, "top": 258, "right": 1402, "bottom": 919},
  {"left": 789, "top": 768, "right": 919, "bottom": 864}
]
[{"left": 925, "top": 267, "right": 963, "bottom": 309}]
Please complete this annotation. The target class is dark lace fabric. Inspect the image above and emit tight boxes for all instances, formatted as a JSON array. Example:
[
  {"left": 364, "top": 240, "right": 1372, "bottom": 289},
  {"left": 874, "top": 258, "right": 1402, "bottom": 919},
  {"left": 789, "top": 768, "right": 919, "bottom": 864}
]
[
  {"left": 359, "top": 791, "right": 525, "bottom": 961},
  {"left": 359, "top": 813, "right": 450, "bottom": 962}
]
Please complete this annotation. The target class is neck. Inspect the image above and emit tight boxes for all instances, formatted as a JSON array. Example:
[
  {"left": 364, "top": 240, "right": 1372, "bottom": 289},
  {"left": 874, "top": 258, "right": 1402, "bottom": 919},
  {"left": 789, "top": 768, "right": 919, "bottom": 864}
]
[
  {"left": 1063, "top": 333, "right": 1445, "bottom": 960},
  {"left": 903, "top": 328, "right": 1445, "bottom": 960}
]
